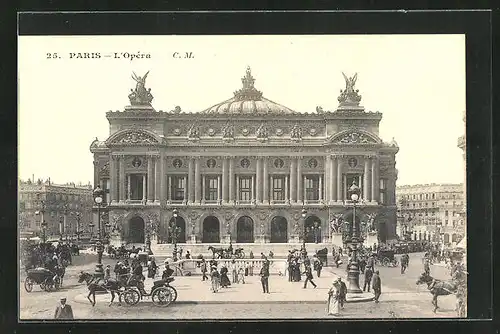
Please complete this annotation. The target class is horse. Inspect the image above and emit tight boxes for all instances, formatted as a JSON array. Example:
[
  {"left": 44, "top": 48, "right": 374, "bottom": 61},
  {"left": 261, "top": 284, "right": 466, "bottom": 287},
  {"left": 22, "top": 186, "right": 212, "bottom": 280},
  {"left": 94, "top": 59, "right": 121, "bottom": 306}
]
[
  {"left": 78, "top": 271, "right": 124, "bottom": 307},
  {"left": 416, "top": 272, "right": 457, "bottom": 313},
  {"left": 208, "top": 246, "right": 224, "bottom": 259}
]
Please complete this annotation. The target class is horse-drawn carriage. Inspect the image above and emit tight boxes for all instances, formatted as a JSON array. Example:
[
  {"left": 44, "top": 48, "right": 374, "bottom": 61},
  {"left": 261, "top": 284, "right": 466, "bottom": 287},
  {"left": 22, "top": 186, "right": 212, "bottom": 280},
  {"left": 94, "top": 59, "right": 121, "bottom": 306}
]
[
  {"left": 208, "top": 246, "right": 245, "bottom": 259},
  {"left": 78, "top": 272, "right": 178, "bottom": 308},
  {"left": 374, "top": 249, "right": 399, "bottom": 267},
  {"left": 24, "top": 267, "right": 61, "bottom": 292},
  {"left": 120, "top": 277, "right": 177, "bottom": 307}
]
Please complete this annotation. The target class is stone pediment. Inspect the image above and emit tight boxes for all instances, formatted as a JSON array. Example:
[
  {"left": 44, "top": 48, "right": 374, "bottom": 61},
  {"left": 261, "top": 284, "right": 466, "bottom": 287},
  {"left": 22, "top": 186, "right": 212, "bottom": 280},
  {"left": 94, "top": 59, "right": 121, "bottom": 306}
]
[
  {"left": 106, "top": 129, "right": 162, "bottom": 146},
  {"left": 328, "top": 129, "right": 381, "bottom": 145}
]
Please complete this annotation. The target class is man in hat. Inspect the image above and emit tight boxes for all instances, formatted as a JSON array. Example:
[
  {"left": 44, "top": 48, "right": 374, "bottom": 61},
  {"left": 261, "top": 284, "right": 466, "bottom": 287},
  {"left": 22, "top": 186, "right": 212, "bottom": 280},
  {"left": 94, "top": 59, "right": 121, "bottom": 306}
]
[
  {"left": 372, "top": 270, "right": 382, "bottom": 303},
  {"left": 337, "top": 277, "right": 347, "bottom": 309},
  {"left": 54, "top": 297, "right": 74, "bottom": 319}
]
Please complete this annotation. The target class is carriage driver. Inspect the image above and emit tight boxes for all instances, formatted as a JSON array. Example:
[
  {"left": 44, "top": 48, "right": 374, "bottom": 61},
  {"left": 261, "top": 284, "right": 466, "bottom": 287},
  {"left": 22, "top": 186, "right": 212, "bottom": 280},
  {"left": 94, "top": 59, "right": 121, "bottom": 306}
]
[{"left": 128, "top": 261, "right": 147, "bottom": 295}]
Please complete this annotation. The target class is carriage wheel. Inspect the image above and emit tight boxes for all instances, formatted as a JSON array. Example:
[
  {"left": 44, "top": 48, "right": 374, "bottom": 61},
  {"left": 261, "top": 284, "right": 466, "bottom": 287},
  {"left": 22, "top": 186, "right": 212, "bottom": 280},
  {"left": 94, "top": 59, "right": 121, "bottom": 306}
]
[
  {"left": 166, "top": 286, "right": 177, "bottom": 302},
  {"left": 24, "top": 278, "right": 34, "bottom": 292},
  {"left": 43, "top": 278, "right": 54, "bottom": 292},
  {"left": 122, "top": 289, "right": 141, "bottom": 306},
  {"left": 382, "top": 258, "right": 390, "bottom": 267},
  {"left": 151, "top": 287, "right": 173, "bottom": 307},
  {"left": 238, "top": 251, "right": 245, "bottom": 259}
]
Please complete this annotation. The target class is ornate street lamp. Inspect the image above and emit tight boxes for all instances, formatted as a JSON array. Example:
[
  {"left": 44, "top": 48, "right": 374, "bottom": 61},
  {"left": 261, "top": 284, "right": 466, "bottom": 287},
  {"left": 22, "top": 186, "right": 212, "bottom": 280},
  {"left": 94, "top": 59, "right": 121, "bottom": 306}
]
[
  {"left": 169, "top": 208, "right": 181, "bottom": 262},
  {"left": 89, "top": 222, "right": 95, "bottom": 238},
  {"left": 301, "top": 208, "right": 307, "bottom": 258},
  {"left": 93, "top": 186, "right": 105, "bottom": 278},
  {"left": 346, "top": 181, "right": 363, "bottom": 294},
  {"left": 35, "top": 201, "right": 47, "bottom": 243},
  {"left": 74, "top": 212, "right": 81, "bottom": 241},
  {"left": 58, "top": 216, "right": 64, "bottom": 241}
]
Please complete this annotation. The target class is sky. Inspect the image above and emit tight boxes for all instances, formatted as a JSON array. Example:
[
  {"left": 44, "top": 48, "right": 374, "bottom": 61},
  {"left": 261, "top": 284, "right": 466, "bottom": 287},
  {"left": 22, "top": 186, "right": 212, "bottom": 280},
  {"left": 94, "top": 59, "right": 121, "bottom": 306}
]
[{"left": 18, "top": 35, "right": 466, "bottom": 186}]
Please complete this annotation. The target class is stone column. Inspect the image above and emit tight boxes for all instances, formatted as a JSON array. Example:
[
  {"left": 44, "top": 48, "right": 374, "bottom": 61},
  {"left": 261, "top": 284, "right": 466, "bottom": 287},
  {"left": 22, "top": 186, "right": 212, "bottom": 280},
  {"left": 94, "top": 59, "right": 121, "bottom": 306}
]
[
  {"left": 183, "top": 176, "right": 188, "bottom": 203},
  {"left": 297, "top": 157, "right": 302, "bottom": 203},
  {"left": 154, "top": 156, "right": 160, "bottom": 203},
  {"left": 236, "top": 175, "right": 240, "bottom": 202},
  {"left": 371, "top": 157, "right": 379, "bottom": 203},
  {"left": 167, "top": 176, "right": 172, "bottom": 202},
  {"left": 324, "top": 156, "right": 329, "bottom": 203},
  {"left": 285, "top": 175, "right": 289, "bottom": 202},
  {"left": 263, "top": 157, "right": 268, "bottom": 203},
  {"left": 330, "top": 155, "right": 337, "bottom": 202},
  {"left": 336, "top": 157, "right": 343, "bottom": 201},
  {"left": 202, "top": 175, "right": 206, "bottom": 202},
  {"left": 364, "top": 157, "right": 370, "bottom": 202},
  {"left": 188, "top": 158, "right": 194, "bottom": 203},
  {"left": 256, "top": 158, "right": 262, "bottom": 203},
  {"left": 93, "top": 160, "right": 99, "bottom": 189},
  {"left": 222, "top": 158, "right": 228, "bottom": 203},
  {"left": 194, "top": 158, "right": 201, "bottom": 203},
  {"left": 290, "top": 159, "right": 297, "bottom": 202},
  {"left": 109, "top": 155, "right": 116, "bottom": 203},
  {"left": 251, "top": 175, "right": 255, "bottom": 202},
  {"left": 147, "top": 156, "right": 154, "bottom": 202},
  {"left": 119, "top": 155, "right": 125, "bottom": 202},
  {"left": 217, "top": 175, "right": 221, "bottom": 202},
  {"left": 160, "top": 153, "right": 166, "bottom": 203},
  {"left": 229, "top": 157, "right": 235, "bottom": 203},
  {"left": 142, "top": 175, "right": 147, "bottom": 202},
  {"left": 127, "top": 175, "right": 131, "bottom": 200},
  {"left": 319, "top": 175, "right": 323, "bottom": 201},
  {"left": 366, "top": 157, "right": 372, "bottom": 202}
]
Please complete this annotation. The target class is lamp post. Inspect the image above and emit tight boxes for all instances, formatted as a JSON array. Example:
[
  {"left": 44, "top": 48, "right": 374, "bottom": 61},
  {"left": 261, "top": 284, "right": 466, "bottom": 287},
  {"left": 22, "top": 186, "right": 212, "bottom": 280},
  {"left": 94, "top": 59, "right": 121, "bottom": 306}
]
[
  {"left": 75, "top": 212, "right": 81, "bottom": 241},
  {"left": 36, "top": 200, "right": 47, "bottom": 243},
  {"left": 346, "top": 181, "right": 363, "bottom": 294},
  {"left": 93, "top": 186, "right": 105, "bottom": 278},
  {"left": 169, "top": 208, "right": 181, "bottom": 262},
  {"left": 89, "top": 222, "right": 95, "bottom": 239},
  {"left": 63, "top": 204, "right": 69, "bottom": 241},
  {"left": 301, "top": 208, "right": 307, "bottom": 258},
  {"left": 58, "top": 216, "right": 64, "bottom": 241}
]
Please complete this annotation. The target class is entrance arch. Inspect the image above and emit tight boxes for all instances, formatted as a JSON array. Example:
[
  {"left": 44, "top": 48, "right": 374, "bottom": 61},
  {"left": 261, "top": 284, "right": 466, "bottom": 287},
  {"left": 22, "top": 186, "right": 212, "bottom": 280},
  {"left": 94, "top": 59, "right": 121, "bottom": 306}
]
[
  {"left": 270, "top": 216, "right": 288, "bottom": 243},
  {"left": 202, "top": 216, "right": 220, "bottom": 243},
  {"left": 444, "top": 233, "right": 450, "bottom": 244},
  {"left": 237, "top": 216, "right": 254, "bottom": 243},
  {"left": 168, "top": 216, "right": 186, "bottom": 243},
  {"left": 129, "top": 216, "right": 145, "bottom": 244},
  {"left": 305, "top": 215, "right": 322, "bottom": 243}
]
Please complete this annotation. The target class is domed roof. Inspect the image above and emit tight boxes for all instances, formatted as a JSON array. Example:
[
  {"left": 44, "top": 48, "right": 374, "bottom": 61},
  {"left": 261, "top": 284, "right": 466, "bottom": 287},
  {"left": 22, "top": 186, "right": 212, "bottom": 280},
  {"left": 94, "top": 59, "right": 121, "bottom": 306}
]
[{"left": 201, "top": 67, "right": 298, "bottom": 115}]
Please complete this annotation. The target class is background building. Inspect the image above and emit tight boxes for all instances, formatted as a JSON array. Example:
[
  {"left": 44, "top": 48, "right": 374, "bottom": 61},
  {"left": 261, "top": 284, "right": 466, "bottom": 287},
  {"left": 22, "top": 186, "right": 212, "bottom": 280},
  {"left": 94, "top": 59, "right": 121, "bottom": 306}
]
[
  {"left": 457, "top": 109, "right": 466, "bottom": 241},
  {"left": 90, "top": 68, "right": 399, "bottom": 249},
  {"left": 396, "top": 183, "right": 464, "bottom": 245},
  {"left": 18, "top": 178, "right": 93, "bottom": 239}
]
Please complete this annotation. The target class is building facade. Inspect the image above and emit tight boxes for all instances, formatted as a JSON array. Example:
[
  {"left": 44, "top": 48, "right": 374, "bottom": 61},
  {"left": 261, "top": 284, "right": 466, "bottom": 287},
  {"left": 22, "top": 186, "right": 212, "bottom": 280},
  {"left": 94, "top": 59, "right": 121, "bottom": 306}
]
[
  {"left": 396, "top": 183, "right": 464, "bottom": 244},
  {"left": 18, "top": 178, "right": 93, "bottom": 238},
  {"left": 457, "top": 110, "right": 466, "bottom": 239},
  {"left": 90, "top": 68, "right": 399, "bottom": 246}
]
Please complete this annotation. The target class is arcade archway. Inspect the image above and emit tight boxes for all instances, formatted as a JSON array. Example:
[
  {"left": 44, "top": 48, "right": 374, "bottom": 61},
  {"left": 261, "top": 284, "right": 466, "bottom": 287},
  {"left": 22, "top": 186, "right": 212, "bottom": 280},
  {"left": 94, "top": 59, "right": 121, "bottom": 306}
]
[
  {"left": 168, "top": 216, "right": 186, "bottom": 243},
  {"left": 270, "top": 216, "right": 288, "bottom": 243},
  {"left": 202, "top": 216, "right": 220, "bottom": 243},
  {"left": 128, "top": 216, "right": 145, "bottom": 244},
  {"left": 305, "top": 215, "right": 322, "bottom": 243},
  {"left": 237, "top": 216, "right": 254, "bottom": 243}
]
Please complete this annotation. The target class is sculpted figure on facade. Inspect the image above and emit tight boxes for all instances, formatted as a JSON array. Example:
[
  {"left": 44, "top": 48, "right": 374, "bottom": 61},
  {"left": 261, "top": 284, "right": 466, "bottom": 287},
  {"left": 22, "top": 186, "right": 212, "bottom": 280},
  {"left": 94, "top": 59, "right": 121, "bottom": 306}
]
[
  {"left": 222, "top": 122, "right": 235, "bottom": 140},
  {"left": 338, "top": 72, "right": 362, "bottom": 107},
  {"left": 256, "top": 123, "right": 268, "bottom": 141},
  {"left": 129, "top": 71, "right": 154, "bottom": 106},
  {"left": 290, "top": 123, "right": 303, "bottom": 141},
  {"left": 315, "top": 106, "right": 324, "bottom": 114},
  {"left": 188, "top": 124, "right": 200, "bottom": 140},
  {"left": 338, "top": 131, "right": 372, "bottom": 144},
  {"left": 117, "top": 132, "right": 156, "bottom": 145}
]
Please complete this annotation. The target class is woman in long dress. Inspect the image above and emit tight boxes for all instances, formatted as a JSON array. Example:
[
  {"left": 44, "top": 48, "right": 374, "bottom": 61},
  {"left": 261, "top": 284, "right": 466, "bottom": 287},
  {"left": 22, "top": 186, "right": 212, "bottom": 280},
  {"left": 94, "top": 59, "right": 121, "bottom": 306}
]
[{"left": 327, "top": 282, "right": 340, "bottom": 316}]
